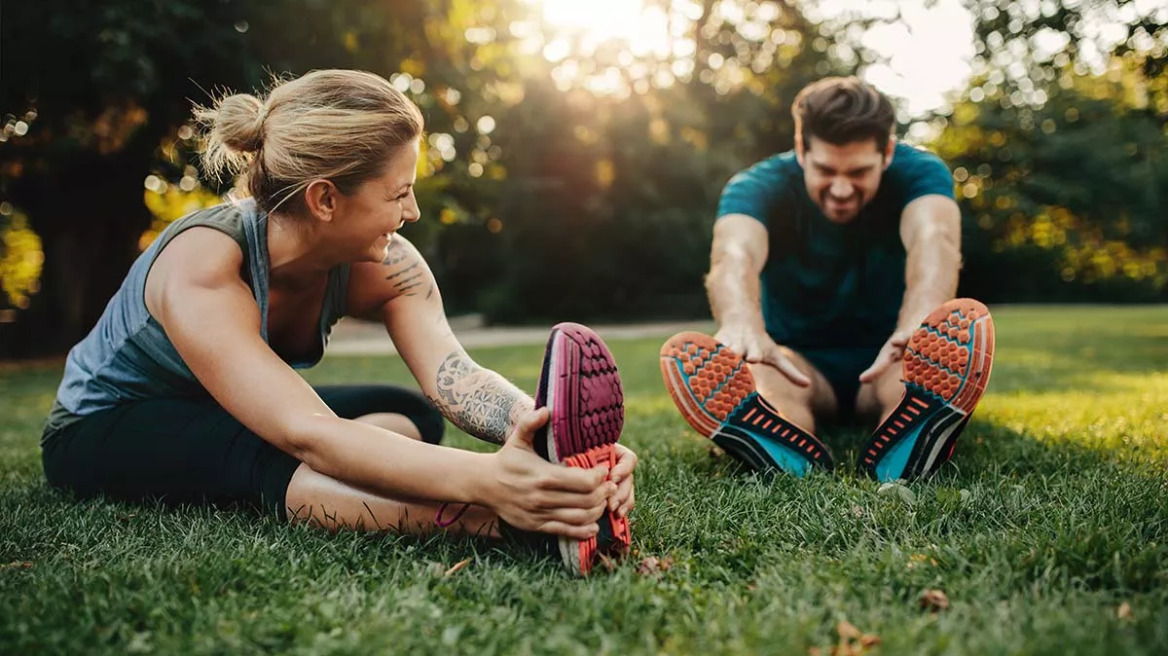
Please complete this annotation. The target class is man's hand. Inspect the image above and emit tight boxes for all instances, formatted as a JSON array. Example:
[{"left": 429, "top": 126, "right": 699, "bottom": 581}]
[
  {"left": 858, "top": 329, "right": 913, "bottom": 384},
  {"left": 715, "top": 324, "right": 811, "bottom": 387}
]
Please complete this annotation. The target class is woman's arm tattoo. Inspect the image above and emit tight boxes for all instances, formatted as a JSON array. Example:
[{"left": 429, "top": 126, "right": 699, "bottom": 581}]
[
  {"left": 382, "top": 238, "right": 435, "bottom": 299},
  {"left": 428, "top": 351, "right": 534, "bottom": 444}
]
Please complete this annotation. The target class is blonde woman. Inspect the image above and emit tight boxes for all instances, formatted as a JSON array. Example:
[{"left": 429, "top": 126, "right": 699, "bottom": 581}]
[{"left": 40, "top": 70, "right": 635, "bottom": 576}]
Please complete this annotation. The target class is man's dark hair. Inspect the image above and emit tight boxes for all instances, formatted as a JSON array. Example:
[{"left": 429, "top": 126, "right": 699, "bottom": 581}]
[{"left": 792, "top": 77, "right": 895, "bottom": 151}]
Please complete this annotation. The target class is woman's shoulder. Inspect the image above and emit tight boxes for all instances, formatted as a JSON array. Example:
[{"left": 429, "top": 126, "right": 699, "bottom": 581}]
[
  {"left": 148, "top": 204, "right": 254, "bottom": 290},
  {"left": 162, "top": 199, "right": 254, "bottom": 247}
]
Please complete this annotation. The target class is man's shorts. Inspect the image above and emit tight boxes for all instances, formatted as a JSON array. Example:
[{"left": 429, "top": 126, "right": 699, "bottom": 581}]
[{"left": 797, "top": 345, "right": 882, "bottom": 422}]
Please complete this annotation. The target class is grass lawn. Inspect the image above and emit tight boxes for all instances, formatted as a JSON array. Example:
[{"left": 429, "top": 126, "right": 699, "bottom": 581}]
[{"left": 1, "top": 305, "right": 1166, "bottom": 655}]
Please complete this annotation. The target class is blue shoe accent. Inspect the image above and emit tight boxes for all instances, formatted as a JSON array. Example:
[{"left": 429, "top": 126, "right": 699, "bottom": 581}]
[
  {"left": 754, "top": 433, "right": 815, "bottom": 477},
  {"left": 712, "top": 424, "right": 814, "bottom": 477},
  {"left": 709, "top": 394, "right": 828, "bottom": 476},
  {"left": 874, "top": 424, "right": 921, "bottom": 482}
]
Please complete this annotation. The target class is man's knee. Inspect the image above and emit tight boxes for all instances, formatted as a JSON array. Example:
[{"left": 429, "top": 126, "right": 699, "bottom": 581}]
[
  {"left": 856, "top": 367, "right": 905, "bottom": 420},
  {"left": 750, "top": 361, "right": 815, "bottom": 405}
]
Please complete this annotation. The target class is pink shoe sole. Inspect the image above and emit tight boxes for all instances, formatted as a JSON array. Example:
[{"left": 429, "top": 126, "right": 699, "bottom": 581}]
[{"left": 536, "top": 322, "right": 629, "bottom": 575}]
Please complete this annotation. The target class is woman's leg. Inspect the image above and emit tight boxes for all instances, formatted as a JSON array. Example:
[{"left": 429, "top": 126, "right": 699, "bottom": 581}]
[
  {"left": 285, "top": 385, "right": 496, "bottom": 533},
  {"left": 42, "top": 399, "right": 301, "bottom": 514},
  {"left": 314, "top": 384, "right": 446, "bottom": 444},
  {"left": 284, "top": 464, "right": 497, "bottom": 535},
  {"left": 42, "top": 396, "right": 492, "bottom": 536}
]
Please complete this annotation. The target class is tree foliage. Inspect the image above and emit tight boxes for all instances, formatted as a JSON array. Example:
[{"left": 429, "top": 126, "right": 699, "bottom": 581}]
[
  {"left": 934, "top": 0, "right": 1168, "bottom": 301},
  {"left": 2, "top": 0, "right": 1167, "bottom": 356}
]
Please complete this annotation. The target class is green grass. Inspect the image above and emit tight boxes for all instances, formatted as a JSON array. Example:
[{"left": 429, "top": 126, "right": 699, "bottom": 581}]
[{"left": 2, "top": 305, "right": 1167, "bottom": 655}]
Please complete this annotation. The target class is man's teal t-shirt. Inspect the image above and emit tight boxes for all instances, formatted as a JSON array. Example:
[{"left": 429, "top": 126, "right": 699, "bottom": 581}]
[{"left": 716, "top": 142, "right": 954, "bottom": 350}]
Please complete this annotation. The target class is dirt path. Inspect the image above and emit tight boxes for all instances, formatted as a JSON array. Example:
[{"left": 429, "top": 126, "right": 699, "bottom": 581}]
[{"left": 325, "top": 318, "right": 716, "bottom": 356}]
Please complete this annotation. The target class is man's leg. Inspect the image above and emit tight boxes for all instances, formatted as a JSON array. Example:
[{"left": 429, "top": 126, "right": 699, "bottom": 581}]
[
  {"left": 748, "top": 346, "right": 838, "bottom": 433},
  {"left": 855, "top": 358, "right": 906, "bottom": 425}
]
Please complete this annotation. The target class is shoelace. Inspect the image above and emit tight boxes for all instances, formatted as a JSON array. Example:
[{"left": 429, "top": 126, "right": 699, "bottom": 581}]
[{"left": 434, "top": 502, "right": 470, "bottom": 528}]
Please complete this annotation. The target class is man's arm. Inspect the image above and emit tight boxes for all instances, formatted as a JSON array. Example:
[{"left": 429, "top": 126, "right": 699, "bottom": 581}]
[
  {"left": 858, "top": 194, "right": 961, "bottom": 382},
  {"left": 898, "top": 194, "right": 962, "bottom": 331},
  {"left": 707, "top": 214, "right": 770, "bottom": 333},
  {"left": 707, "top": 214, "right": 811, "bottom": 386}
]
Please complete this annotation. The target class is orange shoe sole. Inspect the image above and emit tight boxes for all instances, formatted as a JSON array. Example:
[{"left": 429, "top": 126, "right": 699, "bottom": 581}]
[
  {"left": 659, "top": 332, "right": 832, "bottom": 475},
  {"left": 562, "top": 445, "right": 631, "bottom": 575},
  {"left": 860, "top": 298, "right": 995, "bottom": 480}
]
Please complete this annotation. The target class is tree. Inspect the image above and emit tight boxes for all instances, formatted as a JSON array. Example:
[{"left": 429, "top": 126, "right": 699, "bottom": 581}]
[
  {"left": 1, "top": 2, "right": 259, "bottom": 355},
  {"left": 927, "top": 0, "right": 1168, "bottom": 301},
  {"left": 0, "top": 0, "right": 526, "bottom": 355},
  {"left": 430, "top": 0, "right": 844, "bottom": 322}
]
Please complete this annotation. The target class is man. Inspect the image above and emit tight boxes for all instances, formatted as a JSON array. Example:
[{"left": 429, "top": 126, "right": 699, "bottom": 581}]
[{"left": 660, "top": 77, "right": 995, "bottom": 481}]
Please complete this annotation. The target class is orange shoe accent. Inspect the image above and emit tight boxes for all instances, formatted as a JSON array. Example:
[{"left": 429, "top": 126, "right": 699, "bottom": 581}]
[
  {"left": 903, "top": 298, "right": 995, "bottom": 412},
  {"left": 659, "top": 332, "right": 756, "bottom": 438},
  {"left": 561, "top": 444, "right": 630, "bottom": 575}
]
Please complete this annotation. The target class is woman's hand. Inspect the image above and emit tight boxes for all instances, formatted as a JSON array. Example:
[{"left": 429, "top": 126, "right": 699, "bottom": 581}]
[
  {"left": 608, "top": 444, "right": 637, "bottom": 519},
  {"left": 483, "top": 408, "right": 615, "bottom": 540}
]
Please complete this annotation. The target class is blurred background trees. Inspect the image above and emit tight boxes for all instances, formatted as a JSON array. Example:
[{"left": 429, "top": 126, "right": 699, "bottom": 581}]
[
  {"left": 2, "top": 0, "right": 1166, "bottom": 357},
  {"left": 934, "top": 0, "right": 1168, "bottom": 302}
]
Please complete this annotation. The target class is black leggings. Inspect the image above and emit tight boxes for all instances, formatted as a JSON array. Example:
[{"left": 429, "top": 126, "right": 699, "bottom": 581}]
[{"left": 41, "top": 385, "right": 444, "bottom": 520}]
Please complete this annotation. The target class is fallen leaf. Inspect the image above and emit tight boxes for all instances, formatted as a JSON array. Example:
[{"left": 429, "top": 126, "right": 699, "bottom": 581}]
[
  {"left": 1, "top": 562, "right": 33, "bottom": 570},
  {"left": 920, "top": 588, "right": 950, "bottom": 612},
  {"left": 829, "top": 620, "right": 880, "bottom": 656},
  {"left": 836, "top": 620, "right": 862, "bottom": 640},
  {"left": 808, "top": 647, "right": 822, "bottom": 656},
  {"left": 637, "top": 555, "right": 674, "bottom": 576},
  {"left": 877, "top": 481, "right": 916, "bottom": 506},
  {"left": 443, "top": 557, "right": 472, "bottom": 576},
  {"left": 1117, "top": 602, "right": 1133, "bottom": 620}
]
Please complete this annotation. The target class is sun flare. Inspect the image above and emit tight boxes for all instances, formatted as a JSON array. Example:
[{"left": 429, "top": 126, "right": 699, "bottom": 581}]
[{"left": 524, "top": 0, "right": 699, "bottom": 94}]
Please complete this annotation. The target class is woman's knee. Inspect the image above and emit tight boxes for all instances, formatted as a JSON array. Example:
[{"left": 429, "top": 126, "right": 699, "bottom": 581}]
[
  {"left": 413, "top": 405, "right": 445, "bottom": 444},
  {"left": 319, "top": 385, "right": 445, "bottom": 444},
  {"left": 354, "top": 407, "right": 445, "bottom": 444}
]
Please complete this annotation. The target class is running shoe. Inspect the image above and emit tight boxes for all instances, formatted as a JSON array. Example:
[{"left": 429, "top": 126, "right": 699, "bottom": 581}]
[
  {"left": 659, "top": 332, "right": 833, "bottom": 476},
  {"left": 534, "top": 322, "right": 630, "bottom": 575},
  {"left": 859, "top": 298, "right": 995, "bottom": 481}
]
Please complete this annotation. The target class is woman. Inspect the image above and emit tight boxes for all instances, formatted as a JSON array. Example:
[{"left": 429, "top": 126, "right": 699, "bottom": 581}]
[{"left": 40, "top": 69, "right": 636, "bottom": 576}]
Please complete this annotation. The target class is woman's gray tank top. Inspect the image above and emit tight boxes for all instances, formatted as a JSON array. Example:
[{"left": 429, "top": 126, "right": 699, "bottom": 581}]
[{"left": 45, "top": 200, "right": 351, "bottom": 438}]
